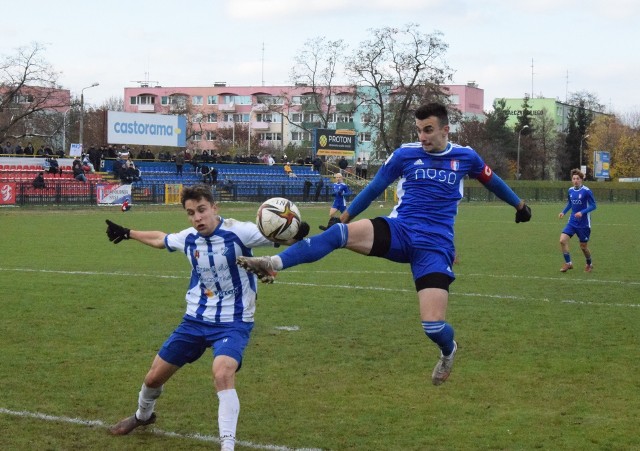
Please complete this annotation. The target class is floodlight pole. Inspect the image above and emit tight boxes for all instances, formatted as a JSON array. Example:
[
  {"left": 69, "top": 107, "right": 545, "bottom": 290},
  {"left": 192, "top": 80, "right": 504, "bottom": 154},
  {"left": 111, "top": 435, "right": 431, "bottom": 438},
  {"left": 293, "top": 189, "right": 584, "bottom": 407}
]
[{"left": 79, "top": 82, "right": 99, "bottom": 149}]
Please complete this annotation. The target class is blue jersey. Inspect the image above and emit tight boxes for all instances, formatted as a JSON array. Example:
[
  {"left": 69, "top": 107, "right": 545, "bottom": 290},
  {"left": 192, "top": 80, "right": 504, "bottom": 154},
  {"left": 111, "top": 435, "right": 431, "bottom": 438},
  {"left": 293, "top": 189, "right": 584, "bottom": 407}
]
[
  {"left": 562, "top": 185, "right": 596, "bottom": 228},
  {"left": 164, "top": 217, "right": 273, "bottom": 324},
  {"left": 348, "top": 142, "right": 493, "bottom": 248},
  {"left": 332, "top": 181, "right": 351, "bottom": 210}
]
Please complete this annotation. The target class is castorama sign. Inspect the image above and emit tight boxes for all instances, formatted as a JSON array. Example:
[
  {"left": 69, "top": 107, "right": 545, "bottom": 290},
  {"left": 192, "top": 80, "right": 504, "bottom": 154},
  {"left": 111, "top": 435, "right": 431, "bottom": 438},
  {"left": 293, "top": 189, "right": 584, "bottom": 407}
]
[{"left": 108, "top": 111, "right": 187, "bottom": 147}]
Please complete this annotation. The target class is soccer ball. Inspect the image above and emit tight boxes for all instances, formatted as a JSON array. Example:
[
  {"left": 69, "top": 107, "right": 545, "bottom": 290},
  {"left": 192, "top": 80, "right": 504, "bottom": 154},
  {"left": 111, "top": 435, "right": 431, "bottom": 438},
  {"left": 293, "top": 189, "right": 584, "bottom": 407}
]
[{"left": 256, "top": 197, "right": 301, "bottom": 243}]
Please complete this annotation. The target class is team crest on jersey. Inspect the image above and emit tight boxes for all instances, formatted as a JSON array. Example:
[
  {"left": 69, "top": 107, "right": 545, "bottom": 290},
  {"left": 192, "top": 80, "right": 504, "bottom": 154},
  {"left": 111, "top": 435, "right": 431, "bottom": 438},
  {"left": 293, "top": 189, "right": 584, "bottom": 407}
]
[
  {"left": 194, "top": 250, "right": 200, "bottom": 259},
  {"left": 450, "top": 160, "right": 460, "bottom": 171}
]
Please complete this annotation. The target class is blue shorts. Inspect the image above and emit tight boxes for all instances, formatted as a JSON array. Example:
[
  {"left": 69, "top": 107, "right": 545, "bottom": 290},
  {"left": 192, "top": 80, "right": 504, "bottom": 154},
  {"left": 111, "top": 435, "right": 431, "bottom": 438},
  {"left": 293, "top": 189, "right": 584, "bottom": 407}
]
[
  {"left": 380, "top": 217, "right": 456, "bottom": 282},
  {"left": 158, "top": 316, "right": 254, "bottom": 369},
  {"left": 562, "top": 224, "right": 591, "bottom": 243},
  {"left": 331, "top": 199, "right": 346, "bottom": 212}
]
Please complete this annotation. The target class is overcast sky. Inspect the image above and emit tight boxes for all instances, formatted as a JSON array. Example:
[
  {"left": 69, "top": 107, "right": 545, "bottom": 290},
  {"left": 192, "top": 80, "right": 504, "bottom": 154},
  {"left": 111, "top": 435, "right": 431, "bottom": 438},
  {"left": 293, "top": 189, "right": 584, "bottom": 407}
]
[{"left": 4, "top": 0, "right": 639, "bottom": 115}]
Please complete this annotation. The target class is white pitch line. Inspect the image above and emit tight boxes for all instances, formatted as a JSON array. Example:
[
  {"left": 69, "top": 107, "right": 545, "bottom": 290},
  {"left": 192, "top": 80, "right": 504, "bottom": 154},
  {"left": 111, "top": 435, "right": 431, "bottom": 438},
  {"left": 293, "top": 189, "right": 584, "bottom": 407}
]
[
  {"left": 0, "top": 407, "right": 322, "bottom": 451},
  {"left": 1, "top": 267, "right": 638, "bottom": 308}
]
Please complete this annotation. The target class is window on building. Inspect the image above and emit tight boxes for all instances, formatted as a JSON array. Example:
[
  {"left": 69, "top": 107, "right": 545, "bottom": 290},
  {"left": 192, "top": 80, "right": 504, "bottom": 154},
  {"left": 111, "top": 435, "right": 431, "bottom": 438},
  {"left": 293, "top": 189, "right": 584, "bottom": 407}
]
[
  {"left": 327, "top": 113, "right": 337, "bottom": 123},
  {"left": 207, "top": 95, "right": 218, "bottom": 105},
  {"left": 192, "top": 95, "right": 203, "bottom": 105},
  {"left": 449, "top": 94, "right": 460, "bottom": 105},
  {"left": 257, "top": 95, "right": 284, "bottom": 105},
  {"left": 206, "top": 131, "right": 217, "bottom": 141},
  {"left": 336, "top": 113, "right": 353, "bottom": 123},
  {"left": 291, "top": 113, "right": 303, "bottom": 123},
  {"left": 359, "top": 132, "right": 372, "bottom": 143},
  {"left": 192, "top": 113, "right": 203, "bottom": 123},
  {"left": 258, "top": 132, "right": 282, "bottom": 141},
  {"left": 207, "top": 113, "right": 217, "bottom": 123},
  {"left": 291, "top": 131, "right": 311, "bottom": 142},
  {"left": 192, "top": 133, "right": 202, "bottom": 142},
  {"left": 256, "top": 113, "right": 281, "bottom": 123},
  {"left": 161, "top": 96, "right": 169, "bottom": 105}
]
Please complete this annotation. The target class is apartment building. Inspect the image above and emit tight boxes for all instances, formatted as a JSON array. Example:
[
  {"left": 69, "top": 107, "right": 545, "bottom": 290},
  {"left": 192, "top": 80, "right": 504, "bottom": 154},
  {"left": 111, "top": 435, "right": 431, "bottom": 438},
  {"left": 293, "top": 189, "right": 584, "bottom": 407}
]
[{"left": 123, "top": 82, "right": 484, "bottom": 159}]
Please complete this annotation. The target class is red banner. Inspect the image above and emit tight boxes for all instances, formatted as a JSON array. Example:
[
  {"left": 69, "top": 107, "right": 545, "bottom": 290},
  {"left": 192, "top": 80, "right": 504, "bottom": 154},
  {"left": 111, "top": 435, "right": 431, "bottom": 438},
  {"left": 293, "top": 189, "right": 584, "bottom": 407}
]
[{"left": 0, "top": 182, "right": 16, "bottom": 205}]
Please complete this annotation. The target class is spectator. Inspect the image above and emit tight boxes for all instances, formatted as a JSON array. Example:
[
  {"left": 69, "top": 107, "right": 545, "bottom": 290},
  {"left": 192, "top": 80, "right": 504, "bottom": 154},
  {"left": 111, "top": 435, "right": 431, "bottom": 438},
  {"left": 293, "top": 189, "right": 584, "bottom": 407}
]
[
  {"left": 89, "top": 146, "right": 102, "bottom": 172},
  {"left": 72, "top": 158, "right": 87, "bottom": 182},
  {"left": 355, "top": 158, "right": 363, "bottom": 178},
  {"left": 303, "top": 179, "right": 312, "bottom": 202},
  {"left": 312, "top": 156, "right": 323, "bottom": 173},
  {"left": 338, "top": 156, "right": 348, "bottom": 173},
  {"left": 175, "top": 151, "right": 185, "bottom": 176},
  {"left": 284, "top": 162, "right": 296, "bottom": 177},
  {"left": 44, "top": 156, "right": 62, "bottom": 177},
  {"left": 32, "top": 172, "right": 46, "bottom": 189},
  {"left": 83, "top": 155, "right": 95, "bottom": 173},
  {"left": 202, "top": 165, "right": 218, "bottom": 186},
  {"left": 314, "top": 179, "right": 324, "bottom": 201},
  {"left": 24, "top": 142, "right": 34, "bottom": 156},
  {"left": 361, "top": 158, "right": 369, "bottom": 180}
]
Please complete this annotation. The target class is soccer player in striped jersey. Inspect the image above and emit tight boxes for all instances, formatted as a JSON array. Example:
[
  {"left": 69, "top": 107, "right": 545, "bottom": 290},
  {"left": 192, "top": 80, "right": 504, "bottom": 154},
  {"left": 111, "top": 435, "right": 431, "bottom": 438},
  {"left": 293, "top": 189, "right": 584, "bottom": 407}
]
[
  {"left": 558, "top": 169, "right": 597, "bottom": 272},
  {"left": 238, "top": 103, "right": 532, "bottom": 386},
  {"left": 105, "top": 185, "right": 307, "bottom": 451}
]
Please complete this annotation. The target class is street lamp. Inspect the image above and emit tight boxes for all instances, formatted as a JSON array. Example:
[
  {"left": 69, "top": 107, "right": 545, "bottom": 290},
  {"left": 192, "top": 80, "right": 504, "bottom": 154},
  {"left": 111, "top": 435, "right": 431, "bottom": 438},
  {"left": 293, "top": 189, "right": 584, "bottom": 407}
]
[
  {"left": 516, "top": 125, "right": 529, "bottom": 180},
  {"left": 79, "top": 82, "right": 99, "bottom": 149},
  {"left": 61, "top": 108, "right": 71, "bottom": 155},
  {"left": 579, "top": 134, "right": 590, "bottom": 169}
]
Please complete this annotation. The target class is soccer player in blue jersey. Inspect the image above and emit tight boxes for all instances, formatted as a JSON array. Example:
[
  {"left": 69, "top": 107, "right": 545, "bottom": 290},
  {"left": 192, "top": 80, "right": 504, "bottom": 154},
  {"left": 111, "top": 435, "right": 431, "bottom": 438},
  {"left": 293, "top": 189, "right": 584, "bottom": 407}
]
[
  {"left": 238, "top": 103, "right": 532, "bottom": 386},
  {"left": 105, "top": 185, "right": 307, "bottom": 451},
  {"left": 319, "top": 172, "right": 352, "bottom": 230},
  {"left": 558, "top": 168, "right": 597, "bottom": 272}
]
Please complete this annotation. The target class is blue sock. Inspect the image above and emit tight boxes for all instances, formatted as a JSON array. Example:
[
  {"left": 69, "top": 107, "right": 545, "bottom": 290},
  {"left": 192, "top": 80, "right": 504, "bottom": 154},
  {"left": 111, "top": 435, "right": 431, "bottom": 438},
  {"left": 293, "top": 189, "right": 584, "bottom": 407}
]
[
  {"left": 280, "top": 223, "right": 348, "bottom": 269},
  {"left": 422, "top": 321, "right": 455, "bottom": 356},
  {"left": 563, "top": 253, "right": 571, "bottom": 264}
]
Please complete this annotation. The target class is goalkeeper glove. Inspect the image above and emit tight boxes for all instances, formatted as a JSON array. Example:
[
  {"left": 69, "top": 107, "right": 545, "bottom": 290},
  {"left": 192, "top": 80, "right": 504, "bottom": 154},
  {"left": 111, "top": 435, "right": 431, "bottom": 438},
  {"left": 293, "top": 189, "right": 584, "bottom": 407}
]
[
  {"left": 293, "top": 221, "right": 310, "bottom": 241},
  {"left": 515, "top": 203, "right": 532, "bottom": 223},
  {"left": 106, "top": 219, "right": 131, "bottom": 243}
]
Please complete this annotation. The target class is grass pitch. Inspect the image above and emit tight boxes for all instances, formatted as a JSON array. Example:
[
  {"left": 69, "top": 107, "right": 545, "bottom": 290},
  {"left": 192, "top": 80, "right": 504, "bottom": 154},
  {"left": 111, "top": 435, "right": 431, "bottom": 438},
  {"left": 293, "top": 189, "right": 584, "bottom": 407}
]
[{"left": 1, "top": 201, "right": 639, "bottom": 450}]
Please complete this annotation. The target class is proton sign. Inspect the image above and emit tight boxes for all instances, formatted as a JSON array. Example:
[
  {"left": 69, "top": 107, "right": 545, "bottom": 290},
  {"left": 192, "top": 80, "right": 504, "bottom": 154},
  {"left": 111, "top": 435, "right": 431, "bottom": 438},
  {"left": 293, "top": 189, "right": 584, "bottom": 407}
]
[
  {"left": 313, "top": 128, "right": 356, "bottom": 157},
  {"left": 108, "top": 111, "right": 187, "bottom": 147}
]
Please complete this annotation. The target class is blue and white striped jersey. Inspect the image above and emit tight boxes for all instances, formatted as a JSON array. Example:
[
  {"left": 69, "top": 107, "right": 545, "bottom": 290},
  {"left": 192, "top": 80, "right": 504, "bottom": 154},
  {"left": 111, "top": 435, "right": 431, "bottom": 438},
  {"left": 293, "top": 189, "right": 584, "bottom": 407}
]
[
  {"left": 562, "top": 185, "right": 597, "bottom": 228},
  {"left": 164, "top": 217, "right": 273, "bottom": 324}
]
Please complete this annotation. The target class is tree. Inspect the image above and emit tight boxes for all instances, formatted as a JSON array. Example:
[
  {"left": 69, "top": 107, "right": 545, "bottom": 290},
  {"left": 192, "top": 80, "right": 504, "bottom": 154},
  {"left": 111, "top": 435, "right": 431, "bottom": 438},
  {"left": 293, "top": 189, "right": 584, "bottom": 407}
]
[
  {"left": 530, "top": 108, "right": 560, "bottom": 180},
  {"left": 588, "top": 115, "right": 640, "bottom": 178},
  {"left": 479, "top": 99, "right": 517, "bottom": 177},
  {"left": 0, "top": 43, "right": 67, "bottom": 142},
  {"left": 288, "top": 36, "right": 351, "bottom": 131},
  {"left": 346, "top": 23, "right": 453, "bottom": 156}
]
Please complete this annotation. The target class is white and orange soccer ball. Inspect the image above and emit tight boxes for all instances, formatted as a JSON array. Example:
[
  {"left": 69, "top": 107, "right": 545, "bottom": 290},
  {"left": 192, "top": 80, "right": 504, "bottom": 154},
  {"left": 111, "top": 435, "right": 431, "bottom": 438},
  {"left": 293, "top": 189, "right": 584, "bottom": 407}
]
[{"left": 256, "top": 197, "right": 301, "bottom": 243}]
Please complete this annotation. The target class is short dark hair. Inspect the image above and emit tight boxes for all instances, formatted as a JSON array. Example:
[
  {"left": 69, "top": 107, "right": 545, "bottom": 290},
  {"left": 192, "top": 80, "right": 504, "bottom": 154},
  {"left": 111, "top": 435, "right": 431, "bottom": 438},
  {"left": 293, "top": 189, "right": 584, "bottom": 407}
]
[
  {"left": 181, "top": 184, "right": 215, "bottom": 208},
  {"left": 415, "top": 103, "right": 449, "bottom": 126}
]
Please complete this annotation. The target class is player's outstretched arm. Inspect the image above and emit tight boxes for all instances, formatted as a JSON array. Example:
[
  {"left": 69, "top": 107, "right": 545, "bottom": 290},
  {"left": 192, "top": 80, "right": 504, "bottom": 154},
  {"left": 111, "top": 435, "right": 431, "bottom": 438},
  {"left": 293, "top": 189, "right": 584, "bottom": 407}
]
[
  {"left": 280, "top": 221, "right": 310, "bottom": 245},
  {"left": 105, "top": 219, "right": 166, "bottom": 248}
]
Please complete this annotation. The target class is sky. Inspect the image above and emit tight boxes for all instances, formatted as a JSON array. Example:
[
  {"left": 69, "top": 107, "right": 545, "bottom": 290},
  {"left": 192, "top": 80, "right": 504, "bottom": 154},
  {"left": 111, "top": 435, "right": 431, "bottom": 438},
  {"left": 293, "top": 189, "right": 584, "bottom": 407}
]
[{"left": 4, "top": 0, "right": 639, "bottom": 115}]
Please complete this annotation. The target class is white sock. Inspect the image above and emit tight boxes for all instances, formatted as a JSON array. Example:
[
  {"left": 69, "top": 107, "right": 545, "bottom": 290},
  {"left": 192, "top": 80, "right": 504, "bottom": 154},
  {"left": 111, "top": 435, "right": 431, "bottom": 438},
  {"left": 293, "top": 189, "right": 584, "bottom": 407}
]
[
  {"left": 272, "top": 256, "right": 283, "bottom": 270},
  {"left": 135, "top": 383, "right": 163, "bottom": 421},
  {"left": 217, "top": 389, "right": 239, "bottom": 449}
]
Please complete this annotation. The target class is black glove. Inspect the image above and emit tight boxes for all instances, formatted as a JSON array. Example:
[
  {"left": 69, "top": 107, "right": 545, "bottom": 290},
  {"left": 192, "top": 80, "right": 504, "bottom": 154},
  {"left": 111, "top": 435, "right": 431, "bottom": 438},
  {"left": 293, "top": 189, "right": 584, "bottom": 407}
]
[
  {"left": 293, "top": 221, "right": 310, "bottom": 241},
  {"left": 515, "top": 204, "right": 532, "bottom": 223},
  {"left": 106, "top": 219, "right": 131, "bottom": 243}
]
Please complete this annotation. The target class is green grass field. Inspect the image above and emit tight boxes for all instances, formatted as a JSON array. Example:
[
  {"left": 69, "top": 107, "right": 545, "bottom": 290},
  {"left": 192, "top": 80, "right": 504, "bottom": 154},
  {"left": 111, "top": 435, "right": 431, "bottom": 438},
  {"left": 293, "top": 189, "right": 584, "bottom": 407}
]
[{"left": 1, "top": 201, "right": 639, "bottom": 450}]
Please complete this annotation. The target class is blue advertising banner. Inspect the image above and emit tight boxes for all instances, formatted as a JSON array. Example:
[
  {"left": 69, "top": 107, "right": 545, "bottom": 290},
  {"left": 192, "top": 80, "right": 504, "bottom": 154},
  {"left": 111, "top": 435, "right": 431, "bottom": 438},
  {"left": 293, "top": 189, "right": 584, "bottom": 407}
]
[{"left": 593, "top": 151, "right": 610, "bottom": 179}]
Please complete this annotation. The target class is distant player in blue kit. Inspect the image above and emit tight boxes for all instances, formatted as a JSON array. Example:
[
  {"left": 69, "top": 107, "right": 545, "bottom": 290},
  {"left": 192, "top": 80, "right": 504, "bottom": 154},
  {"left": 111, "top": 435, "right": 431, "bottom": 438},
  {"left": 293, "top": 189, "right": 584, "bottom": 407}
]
[
  {"left": 558, "top": 168, "right": 597, "bottom": 272},
  {"left": 319, "top": 172, "right": 351, "bottom": 230},
  {"left": 106, "top": 185, "right": 308, "bottom": 451},
  {"left": 238, "top": 103, "right": 532, "bottom": 386}
]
